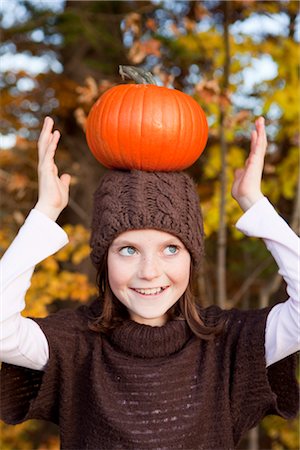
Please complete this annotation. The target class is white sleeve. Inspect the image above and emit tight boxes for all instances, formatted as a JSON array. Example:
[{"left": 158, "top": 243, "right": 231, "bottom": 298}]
[
  {"left": 0, "top": 209, "right": 69, "bottom": 370},
  {"left": 236, "top": 197, "right": 300, "bottom": 367}
]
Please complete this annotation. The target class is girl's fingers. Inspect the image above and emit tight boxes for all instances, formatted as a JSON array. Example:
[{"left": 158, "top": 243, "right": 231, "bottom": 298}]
[
  {"left": 38, "top": 117, "right": 56, "bottom": 158},
  {"left": 250, "top": 130, "right": 257, "bottom": 154},
  {"left": 60, "top": 173, "right": 71, "bottom": 188},
  {"left": 42, "top": 116, "right": 52, "bottom": 130},
  {"left": 233, "top": 168, "right": 244, "bottom": 181},
  {"left": 49, "top": 130, "right": 61, "bottom": 148},
  {"left": 38, "top": 125, "right": 60, "bottom": 166},
  {"left": 39, "top": 117, "right": 53, "bottom": 142},
  {"left": 40, "top": 130, "right": 61, "bottom": 165},
  {"left": 255, "top": 117, "right": 267, "bottom": 156}
]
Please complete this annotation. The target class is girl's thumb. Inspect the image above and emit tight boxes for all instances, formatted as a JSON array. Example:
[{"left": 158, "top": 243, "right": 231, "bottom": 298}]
[{"left": 60, "top": 173, "right": 71, "bottom": 188}]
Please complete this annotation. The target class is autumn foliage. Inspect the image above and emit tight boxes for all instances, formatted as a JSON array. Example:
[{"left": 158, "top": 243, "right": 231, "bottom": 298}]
[{"left": 0, "top": 1, "right": 299, "bottom": 449}]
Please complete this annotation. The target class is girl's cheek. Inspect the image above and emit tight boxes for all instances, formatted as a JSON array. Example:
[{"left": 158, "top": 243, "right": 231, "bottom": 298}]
[{"left": 112, "top": 260, "right": 138, "bottom": 283}]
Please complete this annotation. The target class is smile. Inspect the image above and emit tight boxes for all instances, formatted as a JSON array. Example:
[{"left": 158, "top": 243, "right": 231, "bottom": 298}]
[{"left": 131, "top": 286, "right": 169, "bottom": 296}]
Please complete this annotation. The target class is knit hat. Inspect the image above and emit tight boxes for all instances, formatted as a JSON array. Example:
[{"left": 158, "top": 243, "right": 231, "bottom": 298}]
[{"left": 90, "top": 170, "right": 204, "bottom": 268}]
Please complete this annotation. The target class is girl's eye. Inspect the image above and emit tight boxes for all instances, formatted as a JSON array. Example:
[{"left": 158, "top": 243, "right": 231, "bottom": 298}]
[
  {"left": 119, "top": 246, "right": 136, "bottom": 256},
  {"left": 165, "top": 245, "right": 178, "bottom": 255}
]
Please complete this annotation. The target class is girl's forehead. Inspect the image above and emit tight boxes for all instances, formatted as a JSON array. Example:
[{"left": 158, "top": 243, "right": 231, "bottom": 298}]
[{"left": 112, "top": 229, "right": 184, "bottom": 246}]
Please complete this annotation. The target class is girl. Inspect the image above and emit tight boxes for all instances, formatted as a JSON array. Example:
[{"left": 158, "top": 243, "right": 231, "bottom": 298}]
[{"left": 0, "top": 116, "right": 299, "bottom": 449}]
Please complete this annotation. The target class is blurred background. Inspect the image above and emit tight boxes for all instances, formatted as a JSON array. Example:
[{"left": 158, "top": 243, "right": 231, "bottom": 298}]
[{"left": 0, "top": 1, "right": 299, "bottom": 449}]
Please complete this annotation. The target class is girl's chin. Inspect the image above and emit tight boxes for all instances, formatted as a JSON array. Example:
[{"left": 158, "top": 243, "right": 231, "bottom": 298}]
[{"left": 130, "top": 313, "right": 168, "bottom": 327}]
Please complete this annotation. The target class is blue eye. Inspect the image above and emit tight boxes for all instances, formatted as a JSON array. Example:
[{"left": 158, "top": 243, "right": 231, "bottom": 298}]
[
  {"left": 165, "top": 245, "right": 178, "bottom": 255},
  {"left": 119, "top": 246, "right": 136, "bottom": 256}
]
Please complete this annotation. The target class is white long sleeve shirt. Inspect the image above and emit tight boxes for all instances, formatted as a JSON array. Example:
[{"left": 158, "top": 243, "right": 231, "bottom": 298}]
[{"left": 0, "top": 197, "right": 299, "bottom": 371}]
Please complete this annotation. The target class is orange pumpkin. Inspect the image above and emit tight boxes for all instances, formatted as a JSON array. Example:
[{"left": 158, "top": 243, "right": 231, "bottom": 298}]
[{"left": 86, "top": 66, "right": 208, "bottom": 171}]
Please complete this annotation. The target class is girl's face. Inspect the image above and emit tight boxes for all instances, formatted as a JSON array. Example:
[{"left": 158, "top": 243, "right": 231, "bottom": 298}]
[{"left": 107, "top": 229, "right": 191, "bottom": 326}]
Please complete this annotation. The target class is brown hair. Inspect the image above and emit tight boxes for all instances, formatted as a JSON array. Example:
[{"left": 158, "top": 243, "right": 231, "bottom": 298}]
[{"left": 88, "top": 252, "right": 224, "bottom": 339}]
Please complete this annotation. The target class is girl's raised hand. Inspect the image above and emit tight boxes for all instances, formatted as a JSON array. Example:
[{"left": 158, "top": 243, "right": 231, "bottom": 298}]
[
  {"left": 34, "top": 117, "right": 71, "bottom": 221},
  {"left": 231, "top": 117, "right": 267, "bottom": 211}
]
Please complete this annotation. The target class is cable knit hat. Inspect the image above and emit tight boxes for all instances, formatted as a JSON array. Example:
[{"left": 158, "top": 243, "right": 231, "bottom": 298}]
[{"left": 90, "top": 170, "right": 204, "bottom": 268}]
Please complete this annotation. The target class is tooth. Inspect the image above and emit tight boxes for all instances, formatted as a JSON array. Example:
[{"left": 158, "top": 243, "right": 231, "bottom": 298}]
[{"left": 135, "top": 287, "right": 163, "bottom": 295}]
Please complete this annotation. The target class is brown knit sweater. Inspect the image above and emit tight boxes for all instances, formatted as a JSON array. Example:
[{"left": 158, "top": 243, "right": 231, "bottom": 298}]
[{"left": 1, "top": 301, "right": 298, "bottom": 449}]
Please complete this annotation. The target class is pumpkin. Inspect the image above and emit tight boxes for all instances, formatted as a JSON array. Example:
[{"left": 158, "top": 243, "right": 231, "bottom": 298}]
[{"left": 86, "top": 66, "right": 208, "bottom": 171}]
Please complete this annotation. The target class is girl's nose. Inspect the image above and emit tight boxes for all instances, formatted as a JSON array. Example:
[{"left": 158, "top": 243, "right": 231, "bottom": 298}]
[{"left": 138, "top": 256, "right": 161, "bottom": 280}]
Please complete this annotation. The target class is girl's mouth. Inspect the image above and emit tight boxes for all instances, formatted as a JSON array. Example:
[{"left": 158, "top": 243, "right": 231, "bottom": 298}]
[{"left": 131, "top": 286, "right": 169, "bottom": 296}]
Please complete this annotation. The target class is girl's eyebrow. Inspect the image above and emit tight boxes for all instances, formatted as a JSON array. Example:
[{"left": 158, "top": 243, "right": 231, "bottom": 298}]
[
  {"left": 110, "top": 240, "right": 136, "bottom": 248},
  {"left": 111, "top": 237, "right": 183, "bottom": 248}
]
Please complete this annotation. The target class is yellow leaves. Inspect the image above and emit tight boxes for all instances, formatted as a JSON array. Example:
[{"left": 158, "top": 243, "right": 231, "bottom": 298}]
[
  {"left": 261, "top": 148, "right": 299, "bottom": 203},
  {"left": 202, "top": 144, "right": 249, "bottom": 237},
  {"left": 276, "top": 40, "right": 299, "bottom": 82},
  {"left": 228, "top": 146, "right": 246, "bottom": 169},
  {"left": 262, "top": 416, "right": 299, "bottom": 450},
  {"left": 24, "top": 268, "right": 97, "bottom": 317},
  {"left": 176, "top": 34, "right": 200, "bottom": 55},
  {"left": 0, "top": 421, "right": 59, "bottom": 450},
  {"left": 276, "top": 147, "right": 299, "bottom": 200},
  {"left": 174, "top": 30, "right": 223, "bottom": 65},
  {"left": 202, "top": 182, "right": 243, "bottom": 239},
  {"left": 201, "top": 139, "right": 298, "bottom": 240},
  {"left": 203, "top": 145, "right": 221, "bottom": 179},
  {"left": 41, "top": 256, "right": 59, "bottom": 273},
  {"left": 61, "top": 271, "right": 97, "bottom": 301},
  {"left": 57, "top": 224, "right": 91, "bottom": 264},
  {"left": 261, "top": 40, "right": 299, "bottom": 124},
  {"left": 0, "top": 228, "right": 15, "bottom": 256},
  {"left": 270, "top": 83, "right": 299, "bottom": 122},
  {"left": 204, "top": 145, "right": 245, "bottom": 180},
  {"left": 24, "top": 264, "right": 97, "bottom": 318},
  {"left": 22, "top": 223, "right": 97, "bottom": 318},
  {"left": 73, "top": 244, "right": 91, "bottom": 265},
  {"left": 202, "top": 185, "right": 221, "bottom": 237}
]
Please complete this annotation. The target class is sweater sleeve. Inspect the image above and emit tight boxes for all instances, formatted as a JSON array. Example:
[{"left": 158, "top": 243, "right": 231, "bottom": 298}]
[
  {"left": 235, "top": 197, "right": 300, "bottom": 366},
  {"left": 226, "top": 307, "right": 299, "bottom": 447},
  {"left": 0, "top": 209, "right": 68, "bottom": 370},
  {"left": 0, "top": 305, "right": 89, "bottom": 425}
]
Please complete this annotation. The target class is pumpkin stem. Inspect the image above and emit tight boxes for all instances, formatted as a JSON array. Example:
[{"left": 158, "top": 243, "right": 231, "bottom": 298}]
[{"left": 119, "top": 65, "right": 157, "bottom": 85}]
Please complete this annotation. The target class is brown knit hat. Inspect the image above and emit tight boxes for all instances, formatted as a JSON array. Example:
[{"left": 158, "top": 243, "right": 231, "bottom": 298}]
[{"left": 90, "top": 170, "right": 204, "bottom": 268}]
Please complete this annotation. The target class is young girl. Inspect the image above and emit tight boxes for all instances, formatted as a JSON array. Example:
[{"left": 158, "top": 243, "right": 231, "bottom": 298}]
[{"left": 0, "top": 116, "right": 299, "bottom": 449}]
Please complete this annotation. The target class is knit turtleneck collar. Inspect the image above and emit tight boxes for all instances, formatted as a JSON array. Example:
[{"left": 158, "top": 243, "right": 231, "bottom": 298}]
[{"left": 109, "top": 319, "right": 193, "bottom": 358}]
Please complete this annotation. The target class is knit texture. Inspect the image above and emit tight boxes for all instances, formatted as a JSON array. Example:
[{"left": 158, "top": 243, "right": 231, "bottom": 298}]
[
  {"left": 1, "top": 302, "right": 298, "bottom": 449},
  {"left": 90, "top": 170, "right": 204, "bottom": 268}
]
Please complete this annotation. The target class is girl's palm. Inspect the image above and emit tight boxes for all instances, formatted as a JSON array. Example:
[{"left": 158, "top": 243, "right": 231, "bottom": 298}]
[
  {"left": 232, "top": 117, "right": 267, "bottom": 211},
  {"left": 35, "top": 117, "right": 71, "bottom": 220}
]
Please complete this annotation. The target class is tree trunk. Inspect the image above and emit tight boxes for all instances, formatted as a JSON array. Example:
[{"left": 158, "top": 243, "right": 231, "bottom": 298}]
[{"left": 217, "top": 0, "right": 230, "bottom": 308}]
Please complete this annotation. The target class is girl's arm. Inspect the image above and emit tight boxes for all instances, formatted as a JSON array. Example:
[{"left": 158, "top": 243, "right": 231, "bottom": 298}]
[
  {"left": 0, "top": 209, "right": 68, "bottom": 370},
  {"left": 235, "top": 197, "right": 299, "bottom": 366},
  {"left": 232, "top": 117, "right": 299, "bottom": 367},
  {"left": 0, "top": 117, "right": 71, "bottom": 370}
]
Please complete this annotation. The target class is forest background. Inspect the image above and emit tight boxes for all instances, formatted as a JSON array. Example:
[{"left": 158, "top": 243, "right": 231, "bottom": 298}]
[{"left": 0, "top": 0, "right": 299, "bottom": 449}]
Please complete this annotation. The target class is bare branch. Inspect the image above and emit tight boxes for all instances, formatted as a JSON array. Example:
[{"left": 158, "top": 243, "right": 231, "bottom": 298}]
[
  {"left": 227, "top": 256, "right": 272, "bottom": 309},
  {"left": 68, "top": 197, "right": 90, "bottom": 225}
]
